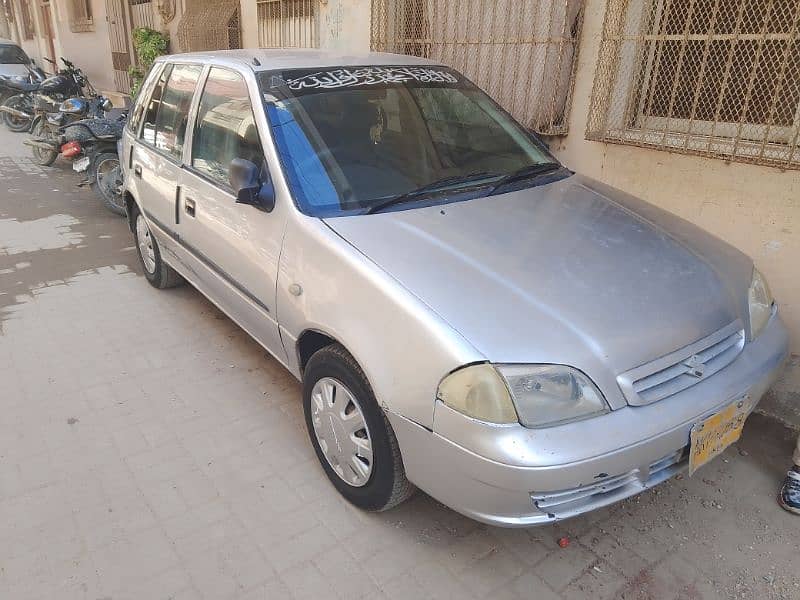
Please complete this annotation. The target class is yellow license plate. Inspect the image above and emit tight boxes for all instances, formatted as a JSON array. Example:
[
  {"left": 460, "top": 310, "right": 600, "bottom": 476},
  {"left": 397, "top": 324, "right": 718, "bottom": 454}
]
[{"left": 689, "top": 395, "right": 751, "bottom": 476}]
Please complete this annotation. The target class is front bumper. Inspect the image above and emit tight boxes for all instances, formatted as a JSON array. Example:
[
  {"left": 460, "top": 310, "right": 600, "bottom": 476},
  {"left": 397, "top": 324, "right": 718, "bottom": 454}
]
[{"left": 388, "top": 311, "right": 790, "bottom": 527}]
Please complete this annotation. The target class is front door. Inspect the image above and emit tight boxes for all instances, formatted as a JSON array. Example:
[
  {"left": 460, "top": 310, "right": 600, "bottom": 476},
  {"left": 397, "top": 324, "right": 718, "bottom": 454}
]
[
  {"left": 38, "top": 1, "right": 56, "bottom": 66},
  {"left": 178, "top": 66, "right": 286, "bottom": 363},
  {"left": 105, "top": 0, "right": 134, "bottom": 93}
]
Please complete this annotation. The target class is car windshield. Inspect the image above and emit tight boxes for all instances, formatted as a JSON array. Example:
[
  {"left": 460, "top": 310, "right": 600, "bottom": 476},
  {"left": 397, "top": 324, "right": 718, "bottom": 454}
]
[
  {"left": 258, "top": 66, "right": 559, "bottom": 216},
  {"left": 0, "top": 44, "right": 29, "bottom": 65}
]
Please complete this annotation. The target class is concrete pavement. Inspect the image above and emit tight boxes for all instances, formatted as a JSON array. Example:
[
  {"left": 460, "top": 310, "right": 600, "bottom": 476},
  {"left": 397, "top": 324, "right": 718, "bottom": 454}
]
[{"left": 1, "top": 127, "right": 799, "bottom": 600}]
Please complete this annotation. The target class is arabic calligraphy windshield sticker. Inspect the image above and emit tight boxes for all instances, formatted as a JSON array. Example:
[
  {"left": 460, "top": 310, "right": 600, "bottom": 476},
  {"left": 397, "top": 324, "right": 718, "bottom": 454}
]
[{"left": 264, "top": 66, "right": 461, "bottom": 96}]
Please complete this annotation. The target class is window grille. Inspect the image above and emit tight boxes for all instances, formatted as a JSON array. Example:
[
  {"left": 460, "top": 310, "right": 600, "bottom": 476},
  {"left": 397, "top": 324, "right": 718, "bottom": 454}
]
[
  {"left": 19, "top": 0, "right": 35, "bottom": 39},
  {"left": 370, "top": 0, "right": 585, "bottom": 135},
  {"left": 587, "top": 0, "right": 800, "bottom": 169},
  {"left": 129, "top": 0, "right": 156, "bottom": 31},
  {"left": 67, "top": 0, "right": 92, "bottom": 32},
  {"left": 257, "top": 0, "right": 319, "bottom": 48}
]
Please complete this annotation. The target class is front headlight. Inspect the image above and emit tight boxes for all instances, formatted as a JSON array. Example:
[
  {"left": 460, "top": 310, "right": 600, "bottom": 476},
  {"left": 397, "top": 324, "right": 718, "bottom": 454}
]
[
  {"left": 436, "top": 364, "right": 518, "bottom": 424},
  {"left": 436, "top": 363, "right": 609, "bottom": 428},
  {"left": 497, "top": 364, "right": 609, "bottom": 428},
  {"left": 748, "top": 267, "right": 773, "bottom": 339}
]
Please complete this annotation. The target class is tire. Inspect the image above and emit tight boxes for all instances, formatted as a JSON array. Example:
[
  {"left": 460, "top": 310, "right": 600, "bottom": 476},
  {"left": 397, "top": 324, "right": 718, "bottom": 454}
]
[
  {"left": 131, "top": 205, "right": 184, "bottom": 289},
  {"left": 303, "top": 343, "right": 415, "bottom": 511},
  {"left": 90, "top": 152, "right": 125, "bottom": 216},
  {"left": 29, "top": 119, "right": 58, "bottom": 166},
  {"left": 1, "top": 95, "right": 32, "bottom": 132}
]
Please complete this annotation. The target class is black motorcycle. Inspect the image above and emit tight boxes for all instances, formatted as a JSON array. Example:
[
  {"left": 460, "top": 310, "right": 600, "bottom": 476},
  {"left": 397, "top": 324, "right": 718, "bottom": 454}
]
[
  {"left": 62, "top": 114, "right": 127, "bottom": 216},
  {"left": 0, "top": 62, "right": 45, "bottom": 132},
  {"left": 0, "top": 57, "right": 91, "bottom": 133},
  {"left": 25, "top": 95, "right": 111, "bottom": 166}
]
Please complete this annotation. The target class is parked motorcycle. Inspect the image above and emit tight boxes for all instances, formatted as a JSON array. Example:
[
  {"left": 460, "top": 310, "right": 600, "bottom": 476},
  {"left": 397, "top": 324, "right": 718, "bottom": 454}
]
[
  {"left": 62, "top": 114, "right": 127, "bottom": 216},
  {"left": 25, "top": 95, "right": 112, "bottom": 166},
  {"left": 0, "top": 56, "right": 93, "bottom": 133},
  {"left": 0, "top": 62, "right": 45, "bottom": 132}
]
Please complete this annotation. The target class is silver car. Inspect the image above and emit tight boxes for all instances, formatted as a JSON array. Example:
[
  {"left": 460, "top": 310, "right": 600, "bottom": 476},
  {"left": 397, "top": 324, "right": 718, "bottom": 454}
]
[{"left": 121, "top": 50, "right": 789, "bottom": 527}]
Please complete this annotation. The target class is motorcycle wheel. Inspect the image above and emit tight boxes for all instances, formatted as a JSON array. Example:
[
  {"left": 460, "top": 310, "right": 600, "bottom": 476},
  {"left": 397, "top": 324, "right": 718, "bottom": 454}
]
[
  {"left": 30, "top": 120, "right": 59, "bottom": 166},
  {"left": 2, "top": 95, "right": 32, "bottom": 132},
  {"left": 90, "top": 152, "right": 125, "bottom": 216}
]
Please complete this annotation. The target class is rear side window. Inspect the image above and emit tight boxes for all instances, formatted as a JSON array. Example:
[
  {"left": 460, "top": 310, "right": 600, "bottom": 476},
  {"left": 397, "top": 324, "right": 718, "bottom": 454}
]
[
  {"left": 152, "top": 64, "right": 202, "bottom": 159},
  {"left": 191, "top": 68, "right": 265, "bottom": 188},
  {"left": 127, "top": 63, "right": 163, "bottom": 135},
  {"left": 141, "top": 65, "right": 171, "bottom": 145}
]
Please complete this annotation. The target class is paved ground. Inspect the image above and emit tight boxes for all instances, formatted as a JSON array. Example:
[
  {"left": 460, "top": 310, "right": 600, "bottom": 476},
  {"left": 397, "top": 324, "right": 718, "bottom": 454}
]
[{"left": 1, "top": 127, "right": 799, "bottom": 600}]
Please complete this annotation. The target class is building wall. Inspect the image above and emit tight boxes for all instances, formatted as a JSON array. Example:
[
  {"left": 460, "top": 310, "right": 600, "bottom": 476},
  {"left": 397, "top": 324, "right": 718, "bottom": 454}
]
[
  {"left": 49, "top": 0, "right": 116, "bottom": 92},
  {"left": 551, "top": 0, "right": 799, "bottom": 424},
  {"left": 239, "top": 0, "right": 370, "bottom": 53}
]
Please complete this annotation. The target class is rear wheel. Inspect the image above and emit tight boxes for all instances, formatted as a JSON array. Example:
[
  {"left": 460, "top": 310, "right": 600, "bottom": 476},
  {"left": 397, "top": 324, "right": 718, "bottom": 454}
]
[
  {"left": 1, "top": 95, "right": 31, "bottom": 132},
  {"left": 131, "top": 206, "right": 184, "bottom": 289},
  {"left": 90, "top": 152, "right": 125, "bottom": 216},
  {"left": 29, "top": 119, "right": 58, "bottom": 166},
  {"left": 303, "top": 344, "right": 414, "bottom": 511}
]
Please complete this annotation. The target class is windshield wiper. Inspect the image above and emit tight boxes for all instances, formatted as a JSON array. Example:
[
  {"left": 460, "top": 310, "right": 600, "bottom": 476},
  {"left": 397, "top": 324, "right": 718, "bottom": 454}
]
[
  {"left": 365, "top": 171, "right": 496, "bottom": 215},
  {"left": 486, "top": 162, "right": 562, "bottom": 196}
]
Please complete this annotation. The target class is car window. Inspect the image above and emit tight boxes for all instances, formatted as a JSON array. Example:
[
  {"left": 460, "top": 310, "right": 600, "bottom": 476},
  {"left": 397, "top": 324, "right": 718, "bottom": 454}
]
[
  {"left": 191, "top": 67, "right": 264, "bottom": 188},
  {"left": 0, "top": 44, "right": 29, "bottom": 64},
  {"left": 152, "top": 64, "right": 202, "bottom": 159},
  {"left": 141, "top": 65, "right": 171, "bottom": 145},
  {"left": 259, "top": 66, "right": 554, "bottom": 216},
  {"left": 127, "top": 63, "right": 164, "bottom": 135}
]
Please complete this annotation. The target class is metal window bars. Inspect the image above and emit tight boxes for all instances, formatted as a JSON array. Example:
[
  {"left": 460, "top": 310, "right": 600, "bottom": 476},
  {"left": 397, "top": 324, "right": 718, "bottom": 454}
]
[
  {"left": 257, "top": 0, "right": 319, "bottom": 48},
  {"left": 370, "top": 0, "right": 585, "bottom": 135},
  {"left": 68, "top": 0, "right": 93, "bottom": 32},
  {"left": 587, "top": 0, "right": 800, "bottom": 169}
]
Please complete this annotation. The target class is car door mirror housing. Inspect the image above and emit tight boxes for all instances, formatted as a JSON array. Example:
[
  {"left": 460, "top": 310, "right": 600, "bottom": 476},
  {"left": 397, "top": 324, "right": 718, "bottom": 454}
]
[{"left": 229, "top": 158, "right": 275, "bottom": 212}]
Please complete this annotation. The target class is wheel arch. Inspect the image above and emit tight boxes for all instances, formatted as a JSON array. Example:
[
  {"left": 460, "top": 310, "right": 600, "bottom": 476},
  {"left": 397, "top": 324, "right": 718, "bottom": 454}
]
[
  {"left": 296, "top": 328, "right": 340, "bottom": 375},
  {"left": 124, "top": 190, "right": 139, "bottom": 233}
]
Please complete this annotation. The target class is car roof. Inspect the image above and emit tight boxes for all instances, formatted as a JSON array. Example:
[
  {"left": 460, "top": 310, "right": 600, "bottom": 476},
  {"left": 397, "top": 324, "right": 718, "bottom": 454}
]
[
  {"left": 0, "top": 38, "right": 20, "bottom": 46},
  {"left": 156, "top": 48, "right": 442, "bottom": 72}
]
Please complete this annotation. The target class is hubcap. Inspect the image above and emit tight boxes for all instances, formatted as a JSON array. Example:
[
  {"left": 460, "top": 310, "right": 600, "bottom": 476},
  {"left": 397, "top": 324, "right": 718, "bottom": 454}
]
[
  {"left": 310, "top": 377, "right": 373, "bottom": 487},
  {"left": 135, "top": 214, "right": 156, "bottom": 274}
]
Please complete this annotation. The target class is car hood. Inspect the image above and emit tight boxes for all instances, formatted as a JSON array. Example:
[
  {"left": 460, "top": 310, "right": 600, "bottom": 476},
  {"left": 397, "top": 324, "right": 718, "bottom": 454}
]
[
  {"left": 0, "top": 64, "right": 31, "bottom": 78},
  {"left": 323, "top": 174, "right": 753, "bottom": 405}
]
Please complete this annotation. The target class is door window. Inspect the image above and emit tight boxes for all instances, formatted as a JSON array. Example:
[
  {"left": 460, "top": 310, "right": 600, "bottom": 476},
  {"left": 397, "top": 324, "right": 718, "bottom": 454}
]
[
  {"left": 152, "top": 64, "right": 203, "bottom": 159},
  {"left": 127, "top": 63, "right": 164, "bottom": 135},
  {"left": 191, "top": 68, "right": 265, "bottom": 188},
  {"left": 141, "top": 64, "right": 170, "bottom": 145}
]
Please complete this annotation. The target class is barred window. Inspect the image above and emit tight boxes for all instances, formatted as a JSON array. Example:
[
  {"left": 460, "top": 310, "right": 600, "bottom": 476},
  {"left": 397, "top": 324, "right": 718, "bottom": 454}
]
[
  {"left": 68, "top": 0, "right": 93, "bottom": 32},
  {"left": 19, "top": 0, "right": 35, "bottom": 39},
  {"left": 370, "top": 0, "right": 585, "bottom": 135},
  {"left": 257, "top": 0, "right": 318, "bottom": 48},
  {"left": 588, "top": 0, "right": 800, "bottom": 169}
]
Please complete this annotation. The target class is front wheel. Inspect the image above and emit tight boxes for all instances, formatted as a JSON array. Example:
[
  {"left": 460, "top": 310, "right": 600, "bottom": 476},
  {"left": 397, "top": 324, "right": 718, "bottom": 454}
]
[
  {"left": 303, "top": 344, "right": 415, "bottom": 511},
  {"left": 1, "top": 95, "right": 32, "bottom": 132},
  {"left": 90, "top": 152, "right": 125, "bottom": 216},
  {"left": 29, "top": 119, "right": 58, "bottom": 166}
]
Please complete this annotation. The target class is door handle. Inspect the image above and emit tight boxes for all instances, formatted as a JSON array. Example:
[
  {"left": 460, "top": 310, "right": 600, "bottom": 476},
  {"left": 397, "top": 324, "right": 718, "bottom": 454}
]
[
  {"left": 133, "top": 164, "right": 142, "bottom": 178},
  {"left": 184, "top": 197, "right": 196, "bottom": 218}
]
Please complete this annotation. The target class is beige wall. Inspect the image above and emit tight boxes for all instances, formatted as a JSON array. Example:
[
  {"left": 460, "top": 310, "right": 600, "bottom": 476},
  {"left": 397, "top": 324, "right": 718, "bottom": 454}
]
[
  {"left": 239, "top": 0, "right": 371, "bottom": 53},
  {"left": 49, "top": 0, "right": 116, "bottom": 92},
  {"left": 550, "top": 0, "right": 800, "bottom": 423}
]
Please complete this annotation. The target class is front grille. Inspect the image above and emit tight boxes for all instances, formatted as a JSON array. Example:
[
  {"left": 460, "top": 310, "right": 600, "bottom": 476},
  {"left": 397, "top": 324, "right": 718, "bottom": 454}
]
[
  {"left": 617, "top": 321, "right": 745, "bottom": 406},
  {"left": 531, "top": 449, "right": 687, "bottom": 517}
]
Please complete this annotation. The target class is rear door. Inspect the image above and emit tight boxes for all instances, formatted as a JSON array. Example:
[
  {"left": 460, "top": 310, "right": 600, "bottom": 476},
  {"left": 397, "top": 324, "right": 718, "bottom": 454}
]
[
  {"left": 178, "top": 66, "right": 287, "bottom": 362},
  {"left": 130, "top": 62, "right": 202, "bottom": 254}
]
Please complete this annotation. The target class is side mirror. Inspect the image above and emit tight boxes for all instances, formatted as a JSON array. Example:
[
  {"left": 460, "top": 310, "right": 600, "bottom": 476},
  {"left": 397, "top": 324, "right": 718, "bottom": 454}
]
[{"left": 229, "top": 158, "right": 275, "bottom": 212}]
